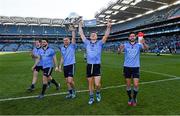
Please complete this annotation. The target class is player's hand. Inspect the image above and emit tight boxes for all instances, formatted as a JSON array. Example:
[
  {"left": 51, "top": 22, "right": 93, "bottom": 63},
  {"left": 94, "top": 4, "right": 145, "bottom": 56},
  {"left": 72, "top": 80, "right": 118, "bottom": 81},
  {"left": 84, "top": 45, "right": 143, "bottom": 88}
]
[
  {"left": 119, "top": 44, "right": 124, "bottom": 50},
  {"left": 55, "top": 66, "right": 59, "bottom": 72},
  {"left": 119, "top": 44, "right": 125, "bottom": 53},
  {"left": 140, "top": 38, "right": 145, "bottom": 44},
  {"left": 31, "top": 66, "right": 35, "bottom": 71},
  {"left": 31, "top": 54, "right": 35, "bottom": 58},
  {"left": 58, "top": 66, "right": 62, "bottom": 72},
  {"left": 69, "top": 25, "right": 76, "bottom": 31},
  {"left": 59, "top": 68, "right": 62, "bottom": 72}
]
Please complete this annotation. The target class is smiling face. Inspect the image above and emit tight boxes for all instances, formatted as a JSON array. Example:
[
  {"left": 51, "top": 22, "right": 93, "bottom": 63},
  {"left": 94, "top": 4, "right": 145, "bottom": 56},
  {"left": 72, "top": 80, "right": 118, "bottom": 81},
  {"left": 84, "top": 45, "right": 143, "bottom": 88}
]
[
  {"left": 129, "top": 33, "right": 136, "bottom": 42},
  {"left": 63, "top": 37, "right": 70, "bottom": 46},
  {"left": 41, "top": 40, "right": 48, "bottom": 47},
  {"left": 90, "top": 32, "right": 97, "bottom": 41}
]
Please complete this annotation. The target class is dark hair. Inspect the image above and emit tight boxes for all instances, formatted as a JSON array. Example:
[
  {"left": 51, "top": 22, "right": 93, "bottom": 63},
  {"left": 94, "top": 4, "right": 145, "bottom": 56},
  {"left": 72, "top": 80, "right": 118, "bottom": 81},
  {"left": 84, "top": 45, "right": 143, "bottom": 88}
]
[
  {"left": 42, "top": 39, "right": 49, "bottom": 43},
  {"left": 129, "top": 32, "right": 136, "bottom": 35},
  {"left": 91, "top": 31, "right": 98, "bottom": 34},
  {"left": 64, "top": 37, "right": 70, "bottom": 39},
  {"left": 35, "top": 39, "right": 41, "bottom": 43}
]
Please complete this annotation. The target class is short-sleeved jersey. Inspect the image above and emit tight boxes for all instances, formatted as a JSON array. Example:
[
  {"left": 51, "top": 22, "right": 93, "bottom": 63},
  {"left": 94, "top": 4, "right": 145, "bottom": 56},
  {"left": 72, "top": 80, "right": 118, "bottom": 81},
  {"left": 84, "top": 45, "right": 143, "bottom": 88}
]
[
  {"left": 83, "top": 38, "right": 104, "bottom": 64},
  {"left": 32, "top": 47, "right": 43, "bottom": 66},
  {"left": 60, "top": 43, "right": 76, "bottom": 66},
  {"left": 38, "top": 47, "right": 56, "bottom": 68},
  {"left": 123, "top": 42, "right": 143, "bottom": 67}
]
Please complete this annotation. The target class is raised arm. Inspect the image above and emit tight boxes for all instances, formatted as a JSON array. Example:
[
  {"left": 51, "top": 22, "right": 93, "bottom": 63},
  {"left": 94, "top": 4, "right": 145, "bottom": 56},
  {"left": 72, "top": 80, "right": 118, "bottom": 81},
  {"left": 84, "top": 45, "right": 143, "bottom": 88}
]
[
  {"left": 53, "top": 54, "right": 59, "bottom": 71},
  {"left": 71, "top": 29, "right": 76, "bottom": 44},
  {"left": 140, "top": 38, "right": 149, "bottom": 50},
  {"left": 69, "top": 25, "right": 76, "bottom": 44},
  {"left": 78, "top": 20, "right": 86, "bottom": 41},
  {"left": 102, "top": 20, "right": 112, "bottom": 43}
]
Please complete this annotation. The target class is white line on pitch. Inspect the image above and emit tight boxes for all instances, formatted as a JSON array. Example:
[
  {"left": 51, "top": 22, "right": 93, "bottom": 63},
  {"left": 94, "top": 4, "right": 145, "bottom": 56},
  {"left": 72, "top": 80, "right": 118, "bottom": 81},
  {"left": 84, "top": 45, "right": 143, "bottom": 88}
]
[
  {"left": 103, "top": 64, "right": 180, "bottom": 78},
  {"left": 0, "top": 77, "right": 179, "bottom": 102},
  {"left": 141, "top": 70, "right": 179, "bottom": 78}
]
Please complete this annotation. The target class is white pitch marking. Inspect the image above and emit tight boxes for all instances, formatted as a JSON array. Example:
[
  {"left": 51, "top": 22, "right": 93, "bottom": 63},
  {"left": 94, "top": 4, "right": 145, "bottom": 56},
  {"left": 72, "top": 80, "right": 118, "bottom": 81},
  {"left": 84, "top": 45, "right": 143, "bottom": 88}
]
[
  {"left": 141, "top": 70, "right": 179, "bottom": 78},
  {"left": 0, "top": 76, "right": 179, "bottom": 102}
]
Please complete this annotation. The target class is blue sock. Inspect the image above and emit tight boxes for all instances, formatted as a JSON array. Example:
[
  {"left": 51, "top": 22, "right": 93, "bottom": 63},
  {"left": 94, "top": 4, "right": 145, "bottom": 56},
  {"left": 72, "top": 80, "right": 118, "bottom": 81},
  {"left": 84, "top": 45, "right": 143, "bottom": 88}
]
[
  {"left": 89, "top": 91, "right": 94, "bottom": 98},
  {"left": 133, "top": 87, "right": 138, "bottom": 99},
  {"left": 69, "top": 89, "right": 73, "bottom": 94},
  {"left": 72, "top": 89, "right": 76, "bottom": 94},
  {"left": 96, "top": 90, "right": 100, "bottom": 94},
  {"left": 31, "top": 84, "right": 35, "bottom": 88},
  {"left": 126, "top": 87, "right": 132, "bottom": 100}
]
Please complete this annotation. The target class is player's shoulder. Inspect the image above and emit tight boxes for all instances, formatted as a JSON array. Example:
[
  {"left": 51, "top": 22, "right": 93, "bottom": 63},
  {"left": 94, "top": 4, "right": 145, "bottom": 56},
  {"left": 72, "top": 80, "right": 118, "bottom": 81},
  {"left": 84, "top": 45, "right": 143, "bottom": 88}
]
[
  {"left": 32, "top": 47, "right": 37, "bottom": 51},
  {"left": 98, "top": 39, "right": 102, "bottom": 43},
  {"left": 137, "top": 43, "right": 143, "bottom": 47},
  {"left": 71, "top": 42, "right": 76, "bottom": 45},
  {"left": 97, "top": 39, "right": 104, "bottom": 45},
  {"left": 84, "top": 38, "right": 90, "bottom": 43},
  {"left": 48, "top": 47, "right": 56, "bottom": 55},
  {"left": 47, "top": 46, "right": 52, "bottom": 50},
  {"left": 38, "top": 48, "right": 43, "bottom": 52},
  {"left": 59, "top": 45, "right": 65, "bottom": 52},
  {"left": 123, "top": 42, "right": 129, "bottom": 46},
  {"left": 70, "top": 43, "right": 76, "bottom": 48},
  {"left": 49, "top": 47, "right": 55, "bottom": 51},
  {"left": 59, "top": 45, "right": 63, "bottom": 49}
]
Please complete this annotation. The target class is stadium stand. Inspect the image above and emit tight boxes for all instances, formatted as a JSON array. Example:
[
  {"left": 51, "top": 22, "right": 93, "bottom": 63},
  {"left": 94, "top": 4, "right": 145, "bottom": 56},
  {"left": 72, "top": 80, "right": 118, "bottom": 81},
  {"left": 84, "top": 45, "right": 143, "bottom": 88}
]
[{"left": 0, "top": 1, "right": 179, "bottom": 53}]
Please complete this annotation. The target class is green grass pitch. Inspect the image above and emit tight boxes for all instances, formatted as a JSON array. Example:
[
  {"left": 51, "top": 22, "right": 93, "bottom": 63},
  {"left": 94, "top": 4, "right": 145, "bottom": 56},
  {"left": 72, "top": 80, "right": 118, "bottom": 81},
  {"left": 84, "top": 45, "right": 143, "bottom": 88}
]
[{"left": 0, "top": 52, "right": 180, "bottom": 115}]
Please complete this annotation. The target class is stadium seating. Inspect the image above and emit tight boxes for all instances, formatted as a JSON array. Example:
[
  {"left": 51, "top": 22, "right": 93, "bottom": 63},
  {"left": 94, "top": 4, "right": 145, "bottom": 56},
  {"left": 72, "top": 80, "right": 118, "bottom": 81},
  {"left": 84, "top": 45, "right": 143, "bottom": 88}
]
[{"left": 0, "top": 4, "right": 179, "bottom": 53}]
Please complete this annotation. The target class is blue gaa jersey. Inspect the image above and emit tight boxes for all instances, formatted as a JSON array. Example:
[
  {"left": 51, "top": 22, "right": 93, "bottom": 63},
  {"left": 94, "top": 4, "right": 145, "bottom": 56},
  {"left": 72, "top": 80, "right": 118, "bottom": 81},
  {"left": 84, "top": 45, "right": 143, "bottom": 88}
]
[
  {"left": 32, "top": 47, "right": 43, "bottom": 66},
  {"left": 124, "top": 42, "right": 143, "bottom": 67},
  {"left": 39, "top": 47, "right": 56, "bottom": 68},
  {"left": 83, "top": 38, "right": 104, "bottom": 64},
  {"left": 60, "top": 43, "right": 76, "bottom": 66}
]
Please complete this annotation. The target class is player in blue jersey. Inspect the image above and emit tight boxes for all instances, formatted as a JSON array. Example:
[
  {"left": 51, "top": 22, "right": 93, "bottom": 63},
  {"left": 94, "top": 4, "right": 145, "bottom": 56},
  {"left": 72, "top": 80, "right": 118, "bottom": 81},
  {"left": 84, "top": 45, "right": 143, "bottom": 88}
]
[
  {"left": 79, "top": 19, "right": 111, "bottom": 105},
  {"left": 59, "top": 27, "right": 76, "bottom": 99},
  {"left": 27, "top": 40, "right": 43, "bottom": 91},
  {"left": 32, "top": 39, "right": 60, "bottom": 99},
  {"left": 119, "top": 32, "right": 148, "bottom": 106}
]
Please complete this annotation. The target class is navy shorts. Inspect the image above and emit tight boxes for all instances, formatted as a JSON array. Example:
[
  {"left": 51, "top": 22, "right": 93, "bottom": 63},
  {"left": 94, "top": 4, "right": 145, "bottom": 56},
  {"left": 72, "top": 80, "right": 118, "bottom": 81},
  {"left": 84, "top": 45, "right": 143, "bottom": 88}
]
[
  {"left": 87, "top": 64, "right": 101, "bottom": 78},
  {"left": 123, "top": 67, "right": 140, "bottom": 79},
  {"left": 63, "top": 64, "right": 75, "bottom": 78},
  {"left": 34, "top": 66, "right": 43, "bottom": 72},
  {"left": 43, "top": 67, "right": 53, "bottom": 77}
]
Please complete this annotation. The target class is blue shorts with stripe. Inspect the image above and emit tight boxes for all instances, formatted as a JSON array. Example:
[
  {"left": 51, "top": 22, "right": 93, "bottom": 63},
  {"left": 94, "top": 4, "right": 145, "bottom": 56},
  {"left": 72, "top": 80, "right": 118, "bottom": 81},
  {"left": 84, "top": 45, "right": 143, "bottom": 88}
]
[
  {"left": 43, "top": 67, "right": 53, "bottom": 77},
  {"left": 123, "top": 66, "right": 140, "bottom": 79},
  {"left": 86, "top": 64, "right": 101, "bottom": 78},
  {"left": 63, "top": 64, "right": 75, "bottom": 78}
]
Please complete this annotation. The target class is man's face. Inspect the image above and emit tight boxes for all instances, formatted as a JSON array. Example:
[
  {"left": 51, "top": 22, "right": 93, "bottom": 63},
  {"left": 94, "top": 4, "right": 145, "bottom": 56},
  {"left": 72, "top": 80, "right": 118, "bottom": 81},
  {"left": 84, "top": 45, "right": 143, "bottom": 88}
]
[
  {"left": 35, "top": 41, "right": 41, "bottom": 48},
  {"left": 90, "top": 33, "right": 97, "bottom": 41},
  {"left": 129, "top": 33, "right": 136, "bottom": 42},
  {"left": 41, "top": 40, "right": 48, "bottom": 47},
  {"left": 63, "top": 38, "right": 70, "bottom": 46}
]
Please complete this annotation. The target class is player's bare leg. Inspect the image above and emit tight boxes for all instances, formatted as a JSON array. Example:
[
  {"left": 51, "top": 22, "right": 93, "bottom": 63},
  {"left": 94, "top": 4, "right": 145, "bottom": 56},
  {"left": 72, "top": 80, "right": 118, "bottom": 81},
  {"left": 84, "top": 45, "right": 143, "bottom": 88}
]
[
  {"left": 27, "top": 70, "right": 38, "bottom": 91},
  {"left": 88, "top": 77, "right": 94, "bottom": 104},
  {"left": 94, "top": 76, "right": 101, "bottom": 102},
  {"left": 66, "top": 77, "right": 76, "bottom": 99},
  {"left": 37, "top": 76, "right": 48, "bottom": 99},
  {"left": 126, "top": 78, "right": 132, "bottom": 106},
  {"left": 132, "top": 78, "right": 139, "bottom": 106}
]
